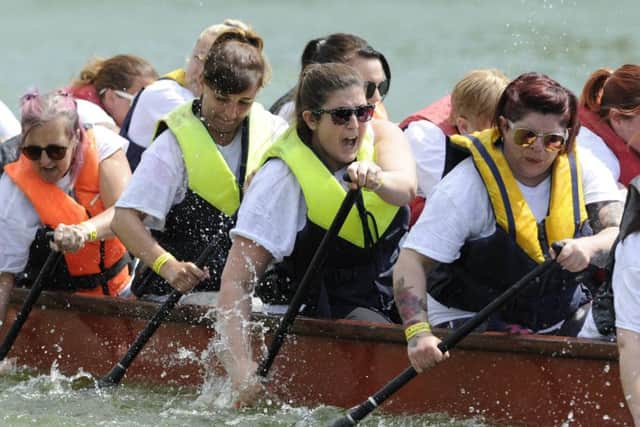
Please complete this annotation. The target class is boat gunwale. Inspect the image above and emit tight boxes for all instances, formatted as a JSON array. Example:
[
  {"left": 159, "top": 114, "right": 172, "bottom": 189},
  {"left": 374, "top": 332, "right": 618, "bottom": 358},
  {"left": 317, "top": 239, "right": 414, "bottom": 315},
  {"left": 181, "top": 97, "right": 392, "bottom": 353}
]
[{"left": 9, "top": 288, "right": 619, "bottom": 362}]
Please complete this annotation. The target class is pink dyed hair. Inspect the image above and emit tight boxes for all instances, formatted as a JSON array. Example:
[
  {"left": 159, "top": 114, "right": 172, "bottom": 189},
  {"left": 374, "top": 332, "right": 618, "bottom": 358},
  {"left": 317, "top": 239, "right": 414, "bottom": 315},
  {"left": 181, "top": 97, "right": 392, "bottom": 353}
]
[{"left": 20, "top": 89, "right": 87, "bottom": 183}]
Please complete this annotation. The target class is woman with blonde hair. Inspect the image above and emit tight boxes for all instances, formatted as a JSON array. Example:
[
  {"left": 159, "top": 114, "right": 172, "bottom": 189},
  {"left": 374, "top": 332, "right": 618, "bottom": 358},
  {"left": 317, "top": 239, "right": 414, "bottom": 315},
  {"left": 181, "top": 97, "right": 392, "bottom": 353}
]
[{"left": 121, "top": 19, "right": 250, "bottom": 169}]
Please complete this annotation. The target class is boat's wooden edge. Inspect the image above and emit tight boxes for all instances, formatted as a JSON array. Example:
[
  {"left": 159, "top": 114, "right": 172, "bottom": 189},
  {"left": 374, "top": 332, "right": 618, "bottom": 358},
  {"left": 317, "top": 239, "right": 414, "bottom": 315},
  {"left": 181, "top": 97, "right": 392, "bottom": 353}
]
[{"left": 10, "top": 288, "right": 619, "bottom": 361}]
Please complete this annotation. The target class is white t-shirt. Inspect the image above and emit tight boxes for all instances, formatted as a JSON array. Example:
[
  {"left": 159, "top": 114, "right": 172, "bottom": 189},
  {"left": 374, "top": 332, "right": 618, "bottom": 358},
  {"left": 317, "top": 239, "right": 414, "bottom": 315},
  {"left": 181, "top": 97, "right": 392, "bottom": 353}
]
[
  {"left": 404, "top": 119, "right": 447, "bottom": 198},
  {"left": 613, "top": 233, "right": 640, "bottom": 333},
  {"left": 76, "top": 99, "right": 116, "bottom": 128},
  {"left": 115, "top": 109, "right": 288, "bottom": 231},
  {"left": 576, "top": 126, "right": 620, "bottom": 182},
  {"left": 0, "top": 99, "right": 20, "bottom": 143},
  {"left": 0, "top": 125, "right": 127, "bottom": 274},
  {"left": 231, "top": 159, "right": 351, "bottom": 262},
  {"left": 403, "top": 148, "right": 623, "bottom": 326},
  {"left": 126, "top": 79, "right": 194, "bottom": 149}
]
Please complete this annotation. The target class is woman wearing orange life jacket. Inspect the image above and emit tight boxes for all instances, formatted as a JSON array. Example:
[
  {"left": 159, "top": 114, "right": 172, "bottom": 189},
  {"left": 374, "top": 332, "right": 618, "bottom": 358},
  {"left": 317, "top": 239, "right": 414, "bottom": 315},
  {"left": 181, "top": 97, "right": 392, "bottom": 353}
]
[
  {"left": 578, "top": 64, "right": 640, "bottom": 187},
  {"left": 0, "top": 90, "right": 132, "bottom": 331}
]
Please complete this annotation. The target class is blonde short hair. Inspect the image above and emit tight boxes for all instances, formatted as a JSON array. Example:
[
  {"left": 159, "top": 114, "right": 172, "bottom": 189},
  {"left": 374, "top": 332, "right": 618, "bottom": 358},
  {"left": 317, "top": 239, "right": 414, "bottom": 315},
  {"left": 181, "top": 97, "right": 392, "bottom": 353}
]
[{"left": 449, "top": 69, "right": 509, "bottom": 125}]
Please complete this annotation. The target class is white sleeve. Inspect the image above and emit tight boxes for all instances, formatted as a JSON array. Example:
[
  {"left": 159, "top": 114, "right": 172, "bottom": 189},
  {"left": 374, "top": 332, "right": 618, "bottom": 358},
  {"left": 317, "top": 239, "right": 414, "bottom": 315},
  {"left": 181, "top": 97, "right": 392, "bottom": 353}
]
[
  {"left": 404, "top": 120, "right": 447, "bottom": 197},
  {"left": 402, "top": 158, "right": 495, "bottom": 263},
  {"left": 576, "top": 127, "right": 620, "bottom": 182},
  {"left": 613, "top": 233, "right": 640, "bottom": 333},
  {"left": 231, "top": 159, "right": 307, "bottom": 262},
  {"left": 115, "top": 130, "right": 187, "bottom": 229},
  {"left": 127, "top": 81, "right": 194, "bottom": 149},
  {"left": 0, "top": 174, "right": 41, "bottom": 273},
  {"left": 0, "top": 100, "right": 20, "bottom": 142},
  {"left": 579, "top": 148, "right": 624, "bottom": 204},
  {"left": 93, "top": 125, "right": 128, "bottom": 160},
  {"left": 76, "top": 99, "right": 116, "bottom": 127}
]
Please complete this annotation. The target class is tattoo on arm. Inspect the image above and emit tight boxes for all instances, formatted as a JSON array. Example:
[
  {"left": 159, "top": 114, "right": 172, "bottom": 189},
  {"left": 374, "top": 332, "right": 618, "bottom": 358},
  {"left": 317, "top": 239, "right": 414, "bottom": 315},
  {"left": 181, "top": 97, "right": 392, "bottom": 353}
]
[
  {"left": 394, "top": 276, "right": 428, "bottom": 324},
  {"left": 586, "top": 201, "right": 623, "bottom": 233}
]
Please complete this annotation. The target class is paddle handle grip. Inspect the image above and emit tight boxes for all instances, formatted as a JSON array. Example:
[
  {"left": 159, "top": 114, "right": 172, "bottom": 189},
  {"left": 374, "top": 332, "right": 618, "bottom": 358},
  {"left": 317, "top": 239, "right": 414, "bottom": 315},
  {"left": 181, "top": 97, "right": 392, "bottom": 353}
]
[
  {"left": 257, "top": 187, "right": 360, "bottom": 378},
  {"left": 98, "top": 240, "right": 217, "bottom": 387}
]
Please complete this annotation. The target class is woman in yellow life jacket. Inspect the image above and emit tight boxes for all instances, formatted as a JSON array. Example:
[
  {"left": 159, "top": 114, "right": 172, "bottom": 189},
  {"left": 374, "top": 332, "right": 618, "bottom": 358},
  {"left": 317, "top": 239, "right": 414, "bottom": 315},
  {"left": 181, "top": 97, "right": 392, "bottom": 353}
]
[
  {"left": 0, "top": 90, "right": 132, "bottom": 331},
  {"left": 393, "top": 72, "right": 623, "bottom": 373},
  {"left": 111, "top": 28, "right": 287, "bottom": 298},
  {"left": 216, "top": 62, "right": 416, "bottom": 407}
]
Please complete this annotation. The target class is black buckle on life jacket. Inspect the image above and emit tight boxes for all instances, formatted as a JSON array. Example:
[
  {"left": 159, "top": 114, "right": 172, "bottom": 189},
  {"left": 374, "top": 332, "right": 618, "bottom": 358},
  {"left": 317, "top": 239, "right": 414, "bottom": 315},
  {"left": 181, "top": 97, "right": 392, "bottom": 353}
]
[{"left": 69, "top": 252, "right": 131, "bottom": 294}]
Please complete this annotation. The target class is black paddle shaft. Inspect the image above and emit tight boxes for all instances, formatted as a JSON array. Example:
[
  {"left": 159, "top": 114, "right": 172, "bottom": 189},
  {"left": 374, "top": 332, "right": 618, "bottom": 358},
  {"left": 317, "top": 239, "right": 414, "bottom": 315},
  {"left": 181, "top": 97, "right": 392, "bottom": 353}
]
[
  {"left": 98, "top": 240, "right": 218, "bottom": 387},
  {"left": 257, "top": 187, "right": 361, "bottom": 377},
  {"left": 331, "top": 253, "right": 562, "bottom": 427},
  {"left": 0, "top": 243, "right": 62, "bottom": 361}
]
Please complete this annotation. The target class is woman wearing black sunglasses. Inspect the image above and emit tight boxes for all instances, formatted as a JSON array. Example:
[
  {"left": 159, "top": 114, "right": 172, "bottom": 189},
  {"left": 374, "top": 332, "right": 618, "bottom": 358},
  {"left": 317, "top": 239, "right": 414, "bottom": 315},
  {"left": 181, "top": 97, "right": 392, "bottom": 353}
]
[
  {"left": 217, "top": 62, "right": 415, "bottom": 406},
  {"left": 0, "top": 90, "right": 132, "bottom": 338},
  {"left": 269, "top": 32, "right": 392, "bottom": 122},
  {"left": 392, "top": 72, "right": 624, "bottom": 374}
]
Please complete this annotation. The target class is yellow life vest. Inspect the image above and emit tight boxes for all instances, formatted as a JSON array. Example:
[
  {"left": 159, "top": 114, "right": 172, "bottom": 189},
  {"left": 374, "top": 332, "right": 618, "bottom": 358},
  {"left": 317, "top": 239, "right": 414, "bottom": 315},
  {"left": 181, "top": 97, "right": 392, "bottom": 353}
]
[
  {"left": 162, "top": 68, "right": 186, "bottom": 87},
  {"left": 157, "top": 100, "right": 276, "bottom": 216},
  {"left": 262, "top": 126, "right": 399, "bottom": 248},
  {"left": 449, "top": 128, "right": 587, "bottom": 263}
]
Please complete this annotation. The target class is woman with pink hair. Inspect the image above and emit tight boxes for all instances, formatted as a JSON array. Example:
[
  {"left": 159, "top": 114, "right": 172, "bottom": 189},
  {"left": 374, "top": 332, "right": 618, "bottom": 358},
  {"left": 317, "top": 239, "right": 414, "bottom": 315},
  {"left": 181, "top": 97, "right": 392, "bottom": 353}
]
[{"left": 0, "top": 90, "right": 132, "bottom": 337}]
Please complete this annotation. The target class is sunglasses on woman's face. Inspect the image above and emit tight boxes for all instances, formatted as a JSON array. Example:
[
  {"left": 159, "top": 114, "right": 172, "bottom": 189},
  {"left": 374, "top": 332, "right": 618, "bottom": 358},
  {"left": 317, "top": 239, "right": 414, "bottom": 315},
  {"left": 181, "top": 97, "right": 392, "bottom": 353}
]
[
  {"left": 314, "top": 104, "right": 375, "bottom": 126},
  {"left": 364, "top": 80, "right": 390, "bottom": 100},
  {"left": 507, "top": 120, "right": 568, "bottom": 152},
  {"left": 21, "top": 144, "right": 69, "bottom": 161}
]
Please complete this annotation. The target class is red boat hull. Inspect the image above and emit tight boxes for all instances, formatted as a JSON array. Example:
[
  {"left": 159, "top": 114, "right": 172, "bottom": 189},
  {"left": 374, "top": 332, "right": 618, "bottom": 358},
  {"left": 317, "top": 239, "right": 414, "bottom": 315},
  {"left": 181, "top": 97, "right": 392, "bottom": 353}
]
[{"left": 0, "top": 289, "right": 631, "bottom": 426}]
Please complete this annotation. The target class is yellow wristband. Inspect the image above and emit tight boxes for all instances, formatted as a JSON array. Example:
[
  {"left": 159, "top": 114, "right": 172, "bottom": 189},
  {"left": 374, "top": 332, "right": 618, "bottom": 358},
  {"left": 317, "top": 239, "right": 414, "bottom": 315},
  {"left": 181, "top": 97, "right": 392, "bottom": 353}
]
[
  {"left": 405, "top": 321, "right": 432, "bottom": 341},
  {"left": 81, "top": 222, "right": 98, "bottom": 242},
  {"left": 152, "top": 252, "right": 174, "bottom": 275}
]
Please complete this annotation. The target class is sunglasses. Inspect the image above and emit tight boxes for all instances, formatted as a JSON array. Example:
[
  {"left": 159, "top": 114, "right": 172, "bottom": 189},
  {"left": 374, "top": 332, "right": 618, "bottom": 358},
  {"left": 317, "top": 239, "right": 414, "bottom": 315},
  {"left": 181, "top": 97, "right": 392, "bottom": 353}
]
[
  {"left": 99, "top": 88, "right": 136, "bottom": 106},
  {"left": 22, "top": 144, "right": 70, "bottom": 161},
  {"left": 365, "top": 80, "right": 390, "bottom": 100},
  {"left": 507, "top": 120, "right": 568, "bottom": 152},
  {"left": 313, "top": 104, "right": 375, "bottom": 126}
]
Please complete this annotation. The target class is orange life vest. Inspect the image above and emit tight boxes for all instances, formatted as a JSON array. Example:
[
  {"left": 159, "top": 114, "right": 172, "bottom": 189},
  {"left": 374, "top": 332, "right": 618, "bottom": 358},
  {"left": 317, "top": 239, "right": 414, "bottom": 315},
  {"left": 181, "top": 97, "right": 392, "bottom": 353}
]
[
  {"left": 579, "top": 106, "right": 640, "bottom": 186},
  {"left": 5, "top": 128, "right": 129, "bottom": 296}
]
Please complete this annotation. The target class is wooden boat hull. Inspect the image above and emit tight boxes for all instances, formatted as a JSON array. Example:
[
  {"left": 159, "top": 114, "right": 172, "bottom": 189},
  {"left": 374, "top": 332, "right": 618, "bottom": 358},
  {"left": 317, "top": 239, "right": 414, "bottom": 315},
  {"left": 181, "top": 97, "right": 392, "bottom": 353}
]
[{"left": 0, "top": 289, "right": 632, "bottom": 426}]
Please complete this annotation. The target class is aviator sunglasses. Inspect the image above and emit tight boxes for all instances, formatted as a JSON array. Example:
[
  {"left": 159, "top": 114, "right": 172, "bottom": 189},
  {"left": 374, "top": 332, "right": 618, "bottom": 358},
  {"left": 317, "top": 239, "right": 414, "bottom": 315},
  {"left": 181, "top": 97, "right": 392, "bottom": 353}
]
[
  {"left": 365, "top": 79, "right": 390, "bottom": 100},
  {"left": 22, "top": 144, "right": 70, "bottom": 161},
  {"left": 313, "top": 104, "right": 375, "bottom": 126},
  {"left": 507, "top": 120, "right": 568, "bottom": 152}
]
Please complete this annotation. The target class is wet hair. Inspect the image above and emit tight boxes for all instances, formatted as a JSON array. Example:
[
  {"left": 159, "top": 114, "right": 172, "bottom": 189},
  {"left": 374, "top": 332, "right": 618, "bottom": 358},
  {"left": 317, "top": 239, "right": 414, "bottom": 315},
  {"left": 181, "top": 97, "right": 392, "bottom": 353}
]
[
  {"left": 450, "top": 69, "right": 509, "bottom": 126},
  {"left": 301, "top": 33, "right": 391, "bottom": 87},
  {"left": 20, "top": 89, "right": 86, "bottom": 182},
  {"left": 202, "top": 27, "right": 270, "bottom": 95},
  {"left": 72, "top": 54, "right": 158, "bottom": 95},
  {"left": 494, "top": 72, "right": 579, "bottom": 153},
  {"left": 294, "top": 62, "right": 363, "bottom": 143},
  {"left": 580, "top": 64, "right": 640, "bottom": 120}
]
